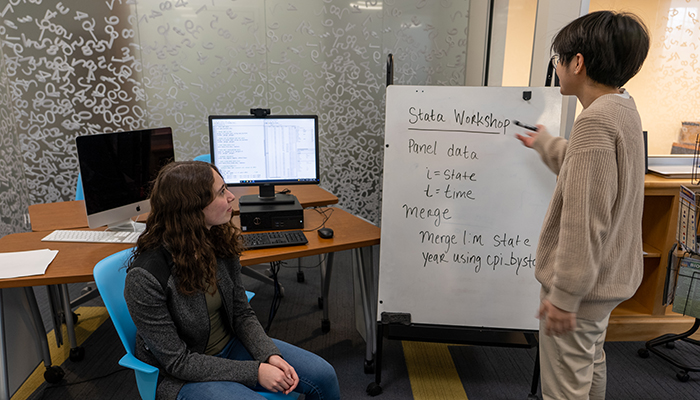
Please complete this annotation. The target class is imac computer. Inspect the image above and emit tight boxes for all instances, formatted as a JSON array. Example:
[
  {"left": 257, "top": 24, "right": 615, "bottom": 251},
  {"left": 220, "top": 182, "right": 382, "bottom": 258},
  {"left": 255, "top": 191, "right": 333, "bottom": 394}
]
[
  {"left": 208, "top": 114, "right": 320, "bottom": 206},
  {"left": 76, "top": 127, "right": 175, "bottom": 231}
]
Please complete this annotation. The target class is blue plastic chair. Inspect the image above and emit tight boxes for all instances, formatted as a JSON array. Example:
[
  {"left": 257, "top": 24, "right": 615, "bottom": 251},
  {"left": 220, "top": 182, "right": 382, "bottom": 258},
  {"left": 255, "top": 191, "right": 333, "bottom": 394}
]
[
  {"left": 93, "top": 248, "right": 297, "bottom": 400},
  {"left": 75, "top": 173, "right": 84, "bottom": 201},
  {"left": 193, "top": 154, "right": 211, "bottom": 162}
]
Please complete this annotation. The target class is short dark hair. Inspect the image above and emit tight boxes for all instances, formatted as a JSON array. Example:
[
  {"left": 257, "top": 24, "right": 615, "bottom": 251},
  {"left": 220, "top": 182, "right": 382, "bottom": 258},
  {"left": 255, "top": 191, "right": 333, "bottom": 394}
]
[{"left": 551, "top": 11, "right": 650, "bottom": 88}]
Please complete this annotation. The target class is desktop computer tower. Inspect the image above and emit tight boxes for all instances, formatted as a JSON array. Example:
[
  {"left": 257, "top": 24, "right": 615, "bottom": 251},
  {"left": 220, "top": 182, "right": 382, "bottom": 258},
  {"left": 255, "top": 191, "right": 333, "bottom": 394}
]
[{"left": 239, "top": 197, "right": 304, "bottom": 231}]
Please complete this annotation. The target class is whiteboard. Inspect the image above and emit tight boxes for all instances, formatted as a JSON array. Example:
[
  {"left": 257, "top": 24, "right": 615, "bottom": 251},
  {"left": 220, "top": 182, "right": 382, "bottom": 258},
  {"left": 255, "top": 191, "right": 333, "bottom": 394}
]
[{"left": 378, "top": 86, "right": 563, "bottom": 331}]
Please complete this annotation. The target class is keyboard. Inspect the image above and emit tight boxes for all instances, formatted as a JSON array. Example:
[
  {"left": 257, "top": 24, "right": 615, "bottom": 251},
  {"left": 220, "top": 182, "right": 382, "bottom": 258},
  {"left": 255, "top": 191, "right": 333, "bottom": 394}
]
[
  {"left": 242, "top": 230, "right": 308, "bottom": 250},
  {"left": 41, "top": 230, "right": 141, "bottom": 244}
]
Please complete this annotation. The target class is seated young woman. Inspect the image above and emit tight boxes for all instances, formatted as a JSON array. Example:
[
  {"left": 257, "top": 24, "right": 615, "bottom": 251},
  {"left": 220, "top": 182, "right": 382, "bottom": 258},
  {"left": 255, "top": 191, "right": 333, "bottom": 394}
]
[{"left": 124, "top": 160, "right": 340, "bottom": 400}]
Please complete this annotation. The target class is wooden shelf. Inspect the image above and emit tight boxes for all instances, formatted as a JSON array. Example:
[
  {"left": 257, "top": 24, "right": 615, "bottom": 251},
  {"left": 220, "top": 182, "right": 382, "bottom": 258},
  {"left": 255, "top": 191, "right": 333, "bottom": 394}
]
[
  {"left": 612, "top": 297, "right": 651, "bottom": 317},
  {"left": 642, "top": 242, "right": 662, "bottom": 258},
  {"left": 607, "top": 314, "right": 700, "bottom": 341},
  {"left": 608, "top": 175, "right": 700, "bottom": 340}
]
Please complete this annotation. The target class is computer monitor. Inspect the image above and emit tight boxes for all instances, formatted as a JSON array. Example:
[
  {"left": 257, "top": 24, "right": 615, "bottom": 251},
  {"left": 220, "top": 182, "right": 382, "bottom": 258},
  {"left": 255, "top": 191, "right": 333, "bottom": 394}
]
[
  {"left": 208, "top": 115, "right": 320, "bottom": 205},
  {"left": 76, "top": 127, "right": 175, "bottom": 231}
]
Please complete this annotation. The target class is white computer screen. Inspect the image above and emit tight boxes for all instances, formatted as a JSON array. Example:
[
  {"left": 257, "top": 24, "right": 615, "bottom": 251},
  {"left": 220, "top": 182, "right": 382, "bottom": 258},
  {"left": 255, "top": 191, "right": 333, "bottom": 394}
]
[{"left": 209, "top": 115, "right": 319, "bottom": 186}]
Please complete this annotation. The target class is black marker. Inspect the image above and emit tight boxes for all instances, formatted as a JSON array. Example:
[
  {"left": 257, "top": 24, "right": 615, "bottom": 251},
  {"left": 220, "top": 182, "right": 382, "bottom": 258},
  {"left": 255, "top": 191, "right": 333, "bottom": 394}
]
[{"left": 514, "top": 120, "right": 538, "bottom": 132}]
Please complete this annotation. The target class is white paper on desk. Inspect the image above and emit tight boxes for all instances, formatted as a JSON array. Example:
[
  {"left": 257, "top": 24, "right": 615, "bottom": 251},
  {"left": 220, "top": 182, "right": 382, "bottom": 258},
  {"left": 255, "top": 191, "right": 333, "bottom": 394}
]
[{"left": 0, "top": 249, "right": 58, "bottom": 279}]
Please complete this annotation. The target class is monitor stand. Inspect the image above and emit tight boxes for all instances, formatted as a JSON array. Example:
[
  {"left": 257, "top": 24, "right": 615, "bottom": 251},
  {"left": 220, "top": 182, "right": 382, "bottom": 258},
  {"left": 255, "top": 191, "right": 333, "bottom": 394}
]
[
  {"left": 107, "top": 219, "right": 146, "bottom": 232},
  {"left": 238, "top": 184, "right": 297, "bottom": 206}
]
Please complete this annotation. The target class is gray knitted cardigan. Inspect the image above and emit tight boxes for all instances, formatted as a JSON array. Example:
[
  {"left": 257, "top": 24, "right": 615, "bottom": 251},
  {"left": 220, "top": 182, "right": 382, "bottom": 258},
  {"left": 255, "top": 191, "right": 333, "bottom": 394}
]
[{"left": 124, "top": 247, "right": 281, "bottom": 400}]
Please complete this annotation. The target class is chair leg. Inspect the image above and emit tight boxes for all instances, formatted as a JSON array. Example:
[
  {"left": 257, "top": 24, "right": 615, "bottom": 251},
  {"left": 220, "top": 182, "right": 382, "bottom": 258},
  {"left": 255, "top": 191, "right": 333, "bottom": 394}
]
[{"left": 242, "top": 265, "right": 285, "bottom": 297}]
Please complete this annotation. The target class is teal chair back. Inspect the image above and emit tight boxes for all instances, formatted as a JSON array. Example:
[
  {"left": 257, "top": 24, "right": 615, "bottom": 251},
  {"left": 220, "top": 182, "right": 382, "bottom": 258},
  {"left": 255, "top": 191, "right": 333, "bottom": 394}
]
[
  {"left": 94, "top": 248, "right": 158, "bottom": 400},
  {"left": 76, "top": 173, "right": 84, "bottom": 201},
  {"left": 194, "top": 154, "right": 211, "bottom": 162},
  {"left": 93, "top": 248, "right": 297, "bottom": 400}
]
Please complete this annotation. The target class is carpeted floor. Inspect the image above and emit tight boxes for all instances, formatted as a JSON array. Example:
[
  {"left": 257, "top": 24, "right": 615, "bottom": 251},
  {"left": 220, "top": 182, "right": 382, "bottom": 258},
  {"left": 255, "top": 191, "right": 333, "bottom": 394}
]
[
  {"left": 21, "top": 250, "right": 413, "bottom": 400},
  {"left": 16, "top": 249, "right": 700, "bottom": 399}
]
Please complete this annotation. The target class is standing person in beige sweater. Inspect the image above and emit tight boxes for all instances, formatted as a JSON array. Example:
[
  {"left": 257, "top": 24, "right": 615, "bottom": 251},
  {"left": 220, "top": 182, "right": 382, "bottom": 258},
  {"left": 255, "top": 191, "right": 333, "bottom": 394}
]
[{"left": 516, "top": 11, "right": 650, "bottom": 400}]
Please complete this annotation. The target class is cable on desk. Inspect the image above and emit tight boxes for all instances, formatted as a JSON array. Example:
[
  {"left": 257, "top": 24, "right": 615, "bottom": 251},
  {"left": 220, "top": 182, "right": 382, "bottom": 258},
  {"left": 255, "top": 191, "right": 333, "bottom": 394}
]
[{"left": 304, "top": 207, "right": 335, "bottom": 232}]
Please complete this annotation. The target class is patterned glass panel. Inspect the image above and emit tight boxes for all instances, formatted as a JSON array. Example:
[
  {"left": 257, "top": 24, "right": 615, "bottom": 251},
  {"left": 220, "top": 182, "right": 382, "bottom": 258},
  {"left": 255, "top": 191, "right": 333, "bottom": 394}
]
[
  {"left": 0, "top": 41, "right": 30, "bottom": 235},
  {"left": 0, "top": 0, "right": 469, "bottom": 234}
]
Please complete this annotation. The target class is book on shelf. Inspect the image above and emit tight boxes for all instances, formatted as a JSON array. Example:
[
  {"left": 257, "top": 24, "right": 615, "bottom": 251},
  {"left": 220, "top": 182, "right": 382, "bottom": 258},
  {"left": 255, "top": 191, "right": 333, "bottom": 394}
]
[
  {"left": 673, "top": 264, "right": 700, "bottom": 319},
  {"left": 677, "top": 185, "right": 699, "bottom": 253}
]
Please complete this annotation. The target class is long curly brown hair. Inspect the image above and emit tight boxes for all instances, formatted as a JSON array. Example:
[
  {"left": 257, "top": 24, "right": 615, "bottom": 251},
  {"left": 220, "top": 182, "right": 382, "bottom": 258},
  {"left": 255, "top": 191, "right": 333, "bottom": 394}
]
[{"left": 129, "top": 161, "right": 243, "bottom": 295}]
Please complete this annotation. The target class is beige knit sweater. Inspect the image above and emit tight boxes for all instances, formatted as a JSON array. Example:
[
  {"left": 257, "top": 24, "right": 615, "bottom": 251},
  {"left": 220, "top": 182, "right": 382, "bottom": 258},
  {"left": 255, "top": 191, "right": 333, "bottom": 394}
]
[{"left": 531, "top": 92, "right": 645, "bottom": 321}]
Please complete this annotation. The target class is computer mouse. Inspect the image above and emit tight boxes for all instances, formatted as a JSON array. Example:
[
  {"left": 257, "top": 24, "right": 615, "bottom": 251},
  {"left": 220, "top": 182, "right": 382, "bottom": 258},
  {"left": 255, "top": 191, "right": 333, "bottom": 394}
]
[{"left": 318, "top": 227, "right": 334, "bottom": 239}]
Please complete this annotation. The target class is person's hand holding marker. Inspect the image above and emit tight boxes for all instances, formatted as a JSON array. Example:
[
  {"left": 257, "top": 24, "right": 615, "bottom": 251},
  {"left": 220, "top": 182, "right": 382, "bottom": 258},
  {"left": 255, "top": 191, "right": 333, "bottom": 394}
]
[{"left": 514, "top": 120, "right": 542, "bottom": 149}]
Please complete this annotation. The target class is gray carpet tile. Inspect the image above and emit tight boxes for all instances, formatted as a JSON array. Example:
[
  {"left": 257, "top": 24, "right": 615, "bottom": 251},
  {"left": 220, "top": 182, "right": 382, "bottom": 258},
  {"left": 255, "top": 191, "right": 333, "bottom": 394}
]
[
  {"left": 24, "top": 248, "right": 700, "bottom": 399},
  {"left": 450, "top": 339, "right": 700, "bottom": 400},
  {"left": 26, "top": 249, "right": 411, "bottom": 399}
]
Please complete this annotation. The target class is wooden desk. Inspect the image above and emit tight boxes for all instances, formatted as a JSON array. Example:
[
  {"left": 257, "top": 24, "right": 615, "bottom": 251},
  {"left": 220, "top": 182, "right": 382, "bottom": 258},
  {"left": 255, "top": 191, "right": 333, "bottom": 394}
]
[
  {"left": 27, "top": 185, "right": 338, "bottom": 232},
  {"left": 0, "top": 207, "right": 379, "bottom": 399},
  {"left": 20, "top": 185, "right": 339, "bottom": 371},
  {"left": 0, "top": 208, "right": 377, "bottom": 288}
]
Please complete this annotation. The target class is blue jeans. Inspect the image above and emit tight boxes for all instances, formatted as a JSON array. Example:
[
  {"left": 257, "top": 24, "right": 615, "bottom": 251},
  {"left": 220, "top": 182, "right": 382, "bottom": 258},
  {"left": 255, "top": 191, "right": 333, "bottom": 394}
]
[{"left": 176, "top": 338, "right": 340, "bottom": 400}]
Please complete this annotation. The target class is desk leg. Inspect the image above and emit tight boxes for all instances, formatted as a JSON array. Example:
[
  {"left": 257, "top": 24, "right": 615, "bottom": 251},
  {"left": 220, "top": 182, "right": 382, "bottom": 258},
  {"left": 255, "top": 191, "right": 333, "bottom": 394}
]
[
  {"left": 24, "top": 288, "right": 53, "bottom": 367},
  {"left": 365, "top": 246, "right": 378, "bottom": 355},
  {"left": 59, "top": 284, "right": 84, "bottom": 361},
  {"left": 355, "top": 247, "right": 378, "bottom": 373},
  {"left": 24, "top": 288, "right": 65, "bottom": 384},
  {"left": 320, "top": 252, "right": 334, "bottom": 333},
  {"left": 46, "top": 285, "right": 63, "bottom": 347},
  {"left": 0, "top": 289, "right": 10, "bottom": 400}
]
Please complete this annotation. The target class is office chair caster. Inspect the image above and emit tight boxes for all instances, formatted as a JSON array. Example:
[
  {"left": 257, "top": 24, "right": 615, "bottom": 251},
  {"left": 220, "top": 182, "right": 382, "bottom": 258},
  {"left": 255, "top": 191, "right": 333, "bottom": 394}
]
[
  {"left": 637, "top": 348, "right": 649, "bottom": 358},
  {"left": 297, "top": 271, "right": 305, "bottom": 282},
  {"left": 366, "top": 382, "right": 382, "bottom": 396},
  {"left": 321, "top": 319, "right": 330, "bottom": 333},
  {"left": 44, "top": 366, "right": 65, "bottom": 384},
  {"left": 677, "top": 371, "right": 690, "bottom": 382},
  {"left": 69, "top": 346, "right": 85, "bottom": 362}
]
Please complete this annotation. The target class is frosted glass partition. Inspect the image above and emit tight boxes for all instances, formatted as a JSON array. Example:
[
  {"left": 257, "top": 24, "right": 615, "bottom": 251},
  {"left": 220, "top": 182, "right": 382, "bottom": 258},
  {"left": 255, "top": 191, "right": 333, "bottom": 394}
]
[
  {"left": 1, "top": 0, "right": 469, "bottom": 226},
  {"left": 0, "top": 41, "right": 30, "bottom": 236}
]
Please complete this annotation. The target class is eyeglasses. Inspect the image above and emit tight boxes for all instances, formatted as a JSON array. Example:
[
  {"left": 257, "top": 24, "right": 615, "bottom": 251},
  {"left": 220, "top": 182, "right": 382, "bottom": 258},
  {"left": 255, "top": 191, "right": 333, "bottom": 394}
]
[{"left": 551, "top": 54, "right": 560, "bottom": 69}]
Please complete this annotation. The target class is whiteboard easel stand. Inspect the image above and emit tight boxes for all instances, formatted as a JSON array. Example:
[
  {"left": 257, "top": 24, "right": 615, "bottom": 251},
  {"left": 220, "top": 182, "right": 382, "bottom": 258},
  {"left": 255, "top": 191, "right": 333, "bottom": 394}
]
[
  {"left": 366, "top": 319, "right": 540, "bottom": 398},
  {"left": 372, "top": 83, "right": 569, "bottom": 398}
]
